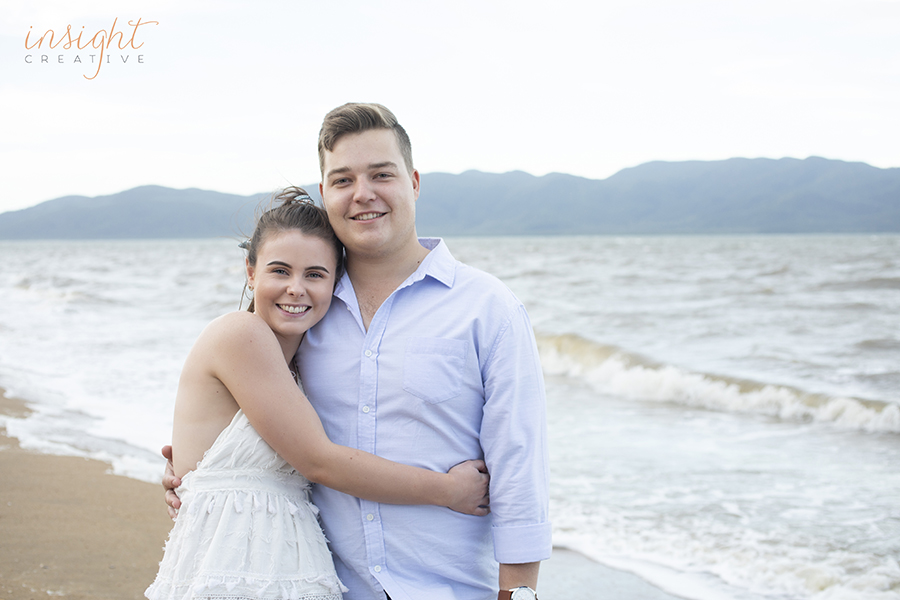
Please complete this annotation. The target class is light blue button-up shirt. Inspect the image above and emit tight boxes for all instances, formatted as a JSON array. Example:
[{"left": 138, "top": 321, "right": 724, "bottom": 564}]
[{"left": 298, "top": 238, "right": 551, "bottom": 600}]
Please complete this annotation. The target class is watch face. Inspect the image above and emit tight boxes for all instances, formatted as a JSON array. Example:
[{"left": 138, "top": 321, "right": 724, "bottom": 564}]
[{"left": 510, "top": 588, "right": 537, "bottom": 600}]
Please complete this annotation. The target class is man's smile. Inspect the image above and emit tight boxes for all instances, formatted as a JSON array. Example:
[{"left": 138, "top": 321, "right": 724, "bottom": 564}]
[{"left": 351, "top": 212, "right": 386, "bottom": 221}]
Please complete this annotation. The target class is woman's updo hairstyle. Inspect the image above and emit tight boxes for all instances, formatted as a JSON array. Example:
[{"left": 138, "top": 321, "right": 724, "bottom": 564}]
[{"left": 241, "top": 186, "right": 344, "bottom": 312}]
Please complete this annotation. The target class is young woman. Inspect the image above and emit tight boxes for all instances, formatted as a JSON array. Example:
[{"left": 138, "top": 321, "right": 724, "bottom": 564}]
[{"left": 146, "top": 188, "right": 489, "bottom": 600}]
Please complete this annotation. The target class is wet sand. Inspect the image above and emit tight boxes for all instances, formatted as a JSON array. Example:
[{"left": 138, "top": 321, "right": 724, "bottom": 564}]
[{"left": 0, "top": 390, "right": 172, "bottom": 599}]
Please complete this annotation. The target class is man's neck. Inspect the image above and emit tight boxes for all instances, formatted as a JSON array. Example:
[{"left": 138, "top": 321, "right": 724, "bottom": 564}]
[{"left": 345, "top": 238, "right": 431, "bottom": 330}]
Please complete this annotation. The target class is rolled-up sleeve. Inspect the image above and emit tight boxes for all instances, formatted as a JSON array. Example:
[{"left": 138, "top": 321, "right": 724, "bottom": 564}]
[{"left": 481, "top": 304, "right": 552, "bottom": 564}]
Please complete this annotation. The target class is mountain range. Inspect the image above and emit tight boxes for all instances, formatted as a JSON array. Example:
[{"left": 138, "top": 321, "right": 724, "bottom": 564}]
[{"left": 1, "top": 157, "right": 898, "bottom": 239}]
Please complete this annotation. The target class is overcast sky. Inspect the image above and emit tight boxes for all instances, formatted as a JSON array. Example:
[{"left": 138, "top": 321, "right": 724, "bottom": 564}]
[{"left": 1, "top": 0, "right": 898, "bottom": 213}]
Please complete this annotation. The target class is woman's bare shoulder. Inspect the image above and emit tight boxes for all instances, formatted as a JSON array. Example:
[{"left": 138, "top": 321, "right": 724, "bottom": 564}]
[
  {"left": 199, "top": 311, "right": 271, "bottom": 341},
  {"left": 186, "top": 312, "right": 275, "bottom": 363}
]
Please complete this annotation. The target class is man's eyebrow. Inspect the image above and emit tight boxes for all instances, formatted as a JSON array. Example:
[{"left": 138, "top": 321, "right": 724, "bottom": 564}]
[
  {"left": 326, "top": 162, "right": 400, "bottom": 179},
  {"left": 324, "top": 166, "right": 350, "bottom": 179}
]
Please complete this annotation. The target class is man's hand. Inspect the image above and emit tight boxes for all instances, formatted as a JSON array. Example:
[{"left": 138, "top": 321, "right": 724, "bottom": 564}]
[
  {"left": 161, "top": 445, "right": 182, "bottom": 520},
  {"left": 446, "top": 459, "right": 490, "bottom": 516}
]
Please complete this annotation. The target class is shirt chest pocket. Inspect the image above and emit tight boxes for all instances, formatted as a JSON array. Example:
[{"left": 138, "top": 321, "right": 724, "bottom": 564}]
[{"left": 402, "top": 337, "right": 468, "bottom": 404}]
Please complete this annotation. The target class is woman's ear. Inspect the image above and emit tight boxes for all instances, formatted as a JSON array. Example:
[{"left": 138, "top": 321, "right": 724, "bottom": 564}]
[{"left": 245, "top": 258, "right": 255, "bottom": 290}]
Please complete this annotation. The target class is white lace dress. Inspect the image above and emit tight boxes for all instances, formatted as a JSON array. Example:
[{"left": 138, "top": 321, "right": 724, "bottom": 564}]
[{"left": 145, "top": 410, "right": 347, "bottom": 600}]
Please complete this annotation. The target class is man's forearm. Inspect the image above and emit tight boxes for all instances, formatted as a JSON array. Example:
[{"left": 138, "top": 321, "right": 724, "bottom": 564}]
[{"left": 499, "top": 561, "right": 540, "bottom": 591}]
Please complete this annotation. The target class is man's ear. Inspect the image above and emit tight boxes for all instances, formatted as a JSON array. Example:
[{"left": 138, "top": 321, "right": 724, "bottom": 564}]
[{"left": 411, "top": 169, "right": 420, "bottom": 201}]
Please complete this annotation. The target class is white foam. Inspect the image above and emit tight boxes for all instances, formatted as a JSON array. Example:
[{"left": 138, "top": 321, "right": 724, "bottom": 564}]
[
  {"left": 551, "top": 504, "right": 900, "bottom": 600},
  {"left": 538, "top": 336, "right": 900, "bottom": 434}
]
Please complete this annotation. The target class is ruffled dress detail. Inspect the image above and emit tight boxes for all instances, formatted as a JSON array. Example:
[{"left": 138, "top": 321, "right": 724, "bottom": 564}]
[{"left": 145, "top": 410, "right": 347, "bottom": 600}]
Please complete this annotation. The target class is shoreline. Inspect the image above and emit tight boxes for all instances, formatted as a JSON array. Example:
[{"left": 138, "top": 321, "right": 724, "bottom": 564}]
[
  {"left": 0, "top": 388, "right": 173, "bottom": 599},
  {"left": 0, "top": 387, "right": 682, "bottom": 600}
]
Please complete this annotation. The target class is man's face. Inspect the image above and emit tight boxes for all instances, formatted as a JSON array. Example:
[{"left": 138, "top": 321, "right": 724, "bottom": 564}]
[{"left": 319, "top": 128, "right": 420, "bottom": 261}]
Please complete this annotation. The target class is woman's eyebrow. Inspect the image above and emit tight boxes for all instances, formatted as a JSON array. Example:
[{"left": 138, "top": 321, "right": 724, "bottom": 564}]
[{"left": 267, "top": 260, "right": 331, "bottom": 273}]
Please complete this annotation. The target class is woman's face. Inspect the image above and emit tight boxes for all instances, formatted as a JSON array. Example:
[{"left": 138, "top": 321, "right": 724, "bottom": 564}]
[{"left": 246, "top": 229, "right": 337, "bottom": 346}]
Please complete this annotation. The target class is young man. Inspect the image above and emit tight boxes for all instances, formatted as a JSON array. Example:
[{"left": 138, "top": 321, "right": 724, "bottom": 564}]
[{"left": 167, "top": 103, "right": 550, "bottom": 599}]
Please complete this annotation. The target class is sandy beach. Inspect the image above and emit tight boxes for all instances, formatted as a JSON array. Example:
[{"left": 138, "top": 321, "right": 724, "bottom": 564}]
[
  {"left": 0, "top": 390, "right": 173, "bottom": 599},
  {"left": 0, "top": 387, "right": 682, "bottom": 600}
]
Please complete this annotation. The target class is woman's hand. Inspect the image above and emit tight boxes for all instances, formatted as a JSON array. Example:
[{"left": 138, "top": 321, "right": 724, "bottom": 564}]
[{"left": 445, "top": 459, "right": 490, "bottom": 516}]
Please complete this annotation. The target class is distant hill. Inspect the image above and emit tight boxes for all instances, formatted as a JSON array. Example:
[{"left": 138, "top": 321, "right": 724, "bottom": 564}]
[
  {"left": 1, "top": 157, "right": 898, "bottom": 239},
  {"left": 0, "top": 186, "right": 264, "bottom": 240},
  {"left": 416, "top": 157, "right": 900, "bottom": 235}
]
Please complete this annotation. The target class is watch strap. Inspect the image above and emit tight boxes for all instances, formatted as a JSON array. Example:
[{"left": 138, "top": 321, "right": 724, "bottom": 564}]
[{"left": 498, "top": 587, "right": 538, "bottom": 600}]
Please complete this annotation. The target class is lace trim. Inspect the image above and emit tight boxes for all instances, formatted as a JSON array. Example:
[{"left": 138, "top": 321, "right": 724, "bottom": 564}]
[{"left": 145, "top": 571, "right": 348, "bottom": 600}]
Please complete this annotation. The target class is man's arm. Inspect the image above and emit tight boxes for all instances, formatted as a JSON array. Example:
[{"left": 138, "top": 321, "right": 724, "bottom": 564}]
[
  {"left": 499, "top": 561, "right": 540, "bottom": 591},
  {"left": 161, "top": 444, "right": 181, "bottom": 519},
  {"left": 481, "top": 302, "right": 552, "bottom": 576}
]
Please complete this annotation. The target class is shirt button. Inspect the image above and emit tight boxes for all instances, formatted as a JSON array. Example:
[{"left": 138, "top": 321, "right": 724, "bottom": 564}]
[
  {"left": 362, "top": 406, "right": 370, "bottom": 414},
  {"left": 374, "top": 565, "right": 382, "bottom": 573},
  {"left": 366, "top": 513, "right": 375, "bottom": 521},
  {"left": 364, "top": 349, "right": 373, "bottom": 357}
]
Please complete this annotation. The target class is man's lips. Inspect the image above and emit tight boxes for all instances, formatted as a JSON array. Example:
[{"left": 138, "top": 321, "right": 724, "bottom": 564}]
[{"left": 351, "top": 212, "right": 386, "bottom": 222}]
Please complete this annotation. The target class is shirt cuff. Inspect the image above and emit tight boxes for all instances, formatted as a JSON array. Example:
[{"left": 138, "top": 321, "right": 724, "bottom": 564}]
[{"left": 492, "top": 522, "right": 553, "bottom": 564}]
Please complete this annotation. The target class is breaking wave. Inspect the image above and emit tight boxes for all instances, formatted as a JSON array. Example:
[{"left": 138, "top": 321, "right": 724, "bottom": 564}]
[{"left": 537, "top": 333, "right": 900, "bottom": 434}]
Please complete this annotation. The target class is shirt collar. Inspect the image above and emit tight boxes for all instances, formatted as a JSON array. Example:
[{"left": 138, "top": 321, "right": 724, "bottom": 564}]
[
  {"left": 411, "top": 237, "right": 455, "bottom": 288},
  {"left": 333, "top": 237, "right": 456, "bottom": 302}
]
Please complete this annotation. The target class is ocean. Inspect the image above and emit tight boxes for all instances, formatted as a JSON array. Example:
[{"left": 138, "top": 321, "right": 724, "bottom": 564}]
[{"left": 1, "top": 235, "right": 898, "bottom": 600}]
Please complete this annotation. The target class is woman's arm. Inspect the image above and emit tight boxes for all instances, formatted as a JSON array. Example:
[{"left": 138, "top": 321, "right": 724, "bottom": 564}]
[{"left": 203, "top": 312, "right": 489, "bottom": 515}]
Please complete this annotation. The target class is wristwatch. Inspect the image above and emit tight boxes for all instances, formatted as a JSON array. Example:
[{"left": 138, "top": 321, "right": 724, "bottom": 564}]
[{"left": 498, "top": 587, "right": 538, "bottom": 600}]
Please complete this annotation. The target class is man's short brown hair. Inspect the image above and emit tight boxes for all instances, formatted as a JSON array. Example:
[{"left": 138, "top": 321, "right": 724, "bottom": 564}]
[{"left": 318, "top": 103, "right": 414, "bottom": 176}]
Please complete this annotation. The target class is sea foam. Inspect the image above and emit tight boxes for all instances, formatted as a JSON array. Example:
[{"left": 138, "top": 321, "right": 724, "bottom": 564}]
[{"left": 537, "top": 333, "right": 900, "bottom": 433}]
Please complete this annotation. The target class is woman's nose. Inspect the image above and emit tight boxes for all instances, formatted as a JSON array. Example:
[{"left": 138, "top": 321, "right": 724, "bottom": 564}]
[{"left": 287, "top": 278, "right": 305, "bottom": 296}]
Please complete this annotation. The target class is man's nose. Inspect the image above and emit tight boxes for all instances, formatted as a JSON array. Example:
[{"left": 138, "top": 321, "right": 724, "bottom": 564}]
[{"left": 352, "top": 178, "right": 375, "bottom": 202}]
